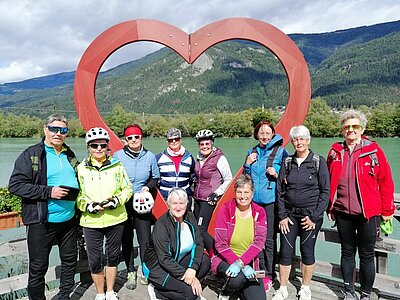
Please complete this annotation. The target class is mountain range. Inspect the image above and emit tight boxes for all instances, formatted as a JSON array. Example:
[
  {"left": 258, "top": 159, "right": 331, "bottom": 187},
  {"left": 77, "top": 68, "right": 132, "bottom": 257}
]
[{"left": 0, "top": 20, "right": 399, "bottom": 117}]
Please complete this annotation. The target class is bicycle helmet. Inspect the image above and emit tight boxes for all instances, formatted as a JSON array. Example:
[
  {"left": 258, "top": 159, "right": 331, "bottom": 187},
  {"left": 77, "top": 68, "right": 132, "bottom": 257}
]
[
  {"left": 85, "top": 127, "right": 110, "bottom": 144},
  {"left": 195, "top": 129, "right": 214, "bottom": 142},
  {"left": 133, "top": 191, "right": 154, "bottom": 214}
]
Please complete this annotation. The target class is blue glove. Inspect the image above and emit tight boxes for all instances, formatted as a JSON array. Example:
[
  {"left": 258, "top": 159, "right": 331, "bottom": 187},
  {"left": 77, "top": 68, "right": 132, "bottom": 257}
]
[
  {"left": 226, "top": 261, "right": 242, "bottom": 277},
  {"left": 242, "top": 265, "right": 256, "bottom": 279}
]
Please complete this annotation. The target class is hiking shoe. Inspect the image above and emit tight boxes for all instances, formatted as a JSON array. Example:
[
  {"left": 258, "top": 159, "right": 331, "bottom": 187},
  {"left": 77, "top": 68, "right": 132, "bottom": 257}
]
[
  {"left": 140, "top": 276, "right": 148, "bottom": 285},
  {"left": 359, "top": 294, "right": 370, "bottom": 300},
  {"left": 272, "top": 288, "right": 289, "bottom": 300},
  {"left": 105, "top": 291, "right": 118, "bottom": 300},
  {"left": 343, "top": 291, "right": 359, "bottom": 300},
  {"left": 95, "top": 294, "right": 105, "bottom": 300},
  {"left": 147, "top": 283, "right": 159, "bottom": 300},
  {"left": 263, "top": 277, "right": 273, "bottom": 292},
  {"left": 125, "top": 271, "right": 137, "bottom": 290},
  {"left": 298, "top": 286, "right": 312, "bottom": 300}
]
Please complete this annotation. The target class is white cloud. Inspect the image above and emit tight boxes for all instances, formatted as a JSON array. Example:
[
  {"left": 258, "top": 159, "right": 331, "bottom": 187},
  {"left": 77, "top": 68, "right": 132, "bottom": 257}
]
[{"left": 0, "top": 0, "right": 399, "bottom": 83}]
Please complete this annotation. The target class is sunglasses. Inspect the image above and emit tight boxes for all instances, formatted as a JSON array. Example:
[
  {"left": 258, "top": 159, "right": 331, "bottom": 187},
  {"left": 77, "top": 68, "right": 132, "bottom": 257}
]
[
  {"left": 343, "top": 124, "right": 361, "bottom": 131},
  {"left": 126, "top": 135, "right": 141, "bottom": 141},
  {"left": 47, "top": 126, "right": 69, "bottom": 135},
  {"left": 199, "top": 141, "right": 212, "bottom": 147},
  {"left": 167, "top": 138, "right": 181, "bottom": 143},
  {"left": 89, "top": 143, "right": 108, "bottom": 149}
]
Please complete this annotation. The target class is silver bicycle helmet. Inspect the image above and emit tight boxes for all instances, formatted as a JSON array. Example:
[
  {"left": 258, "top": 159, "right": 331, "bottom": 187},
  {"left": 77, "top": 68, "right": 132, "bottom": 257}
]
[
  {"left": 85, "top": 127, "right": 110, "bottom": 144},
  {"left": 195, "top": 129, "right": 214, "bottom": 142}
]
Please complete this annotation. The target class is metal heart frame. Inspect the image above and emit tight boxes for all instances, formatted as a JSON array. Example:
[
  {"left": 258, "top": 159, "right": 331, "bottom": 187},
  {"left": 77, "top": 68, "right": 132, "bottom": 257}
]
[{"left": 73, "top": 18, "right": 311, "bottom": 221}]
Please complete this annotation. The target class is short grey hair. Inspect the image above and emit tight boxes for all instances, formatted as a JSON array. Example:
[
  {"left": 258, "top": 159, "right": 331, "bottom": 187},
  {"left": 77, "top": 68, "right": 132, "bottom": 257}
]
[
  {"left": 234, "top": 174, "right": 254, "bottom": 192},
  {"left": 290, "top": 125, "right": 311, "bottom": 141},
  {"left": 339, "top": 109, "right": 367, "bottom": 128},
  {"left": 167, "top": 188, "right": 188, "bottom": 206},
  {"left": 44, "top": 114, "right": 68, "bottom": 126}
]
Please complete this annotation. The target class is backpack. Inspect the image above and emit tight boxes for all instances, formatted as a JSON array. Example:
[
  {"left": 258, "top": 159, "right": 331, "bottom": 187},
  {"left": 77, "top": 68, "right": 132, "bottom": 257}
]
[
  {"left": 250, "top": 140, "right": 283, "bottom": 188},
  {"left": 283, "top": 153, "right": 320, "bottom": 176}
]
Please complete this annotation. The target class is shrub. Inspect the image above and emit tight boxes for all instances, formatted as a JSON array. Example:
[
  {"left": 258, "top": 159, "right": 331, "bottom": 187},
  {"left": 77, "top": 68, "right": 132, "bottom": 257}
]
[{"left": 0, "top": 187, "right": 22, "bottom": 214}]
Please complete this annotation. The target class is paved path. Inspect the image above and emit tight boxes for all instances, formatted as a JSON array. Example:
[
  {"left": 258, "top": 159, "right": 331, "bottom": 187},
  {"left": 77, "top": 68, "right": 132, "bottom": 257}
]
[{"left": 41, "top": 270, "right": 381, "bottom": 300}]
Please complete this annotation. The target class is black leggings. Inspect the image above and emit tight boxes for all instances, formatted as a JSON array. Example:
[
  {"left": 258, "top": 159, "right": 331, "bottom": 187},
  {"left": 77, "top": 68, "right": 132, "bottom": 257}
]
[
  {"left": 83, "top": 223, "right": 124, "bottom": 273},
  {"left": 335, "top": 213, "right": 379, "bottom": 295},
  {"left": 122, "top": 198, "right": 152, "bottom": 272},
  {"left": 153, "top": 253, "right": 211, "bottom": 300},
  {"left": 216, "top": 261, "right": 266, "bottom": 300},
  {"left": 193, "top": 199, "right": 215, "bottom": 251},
  {"left": 279, "top": 216, "right": 323, "bottom": 266}
]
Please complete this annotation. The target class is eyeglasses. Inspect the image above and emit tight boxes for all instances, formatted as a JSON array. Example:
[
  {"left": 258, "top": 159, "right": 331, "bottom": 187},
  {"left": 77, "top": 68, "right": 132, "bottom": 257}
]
[
  {"left": 167, "top": 138, "right": 181, "bottom": 143},
  {"left": 199, "top": 141, "right": 212, "bottom": 147},
  {"left": 126, "top": 135, "right": 141, "bottom": 141},
  {"left": 47, "top": 126, "right": 69, "bottom": 134},
  {"left": 342, "top": 124, "right": 361, "bottom": 131},
  {"left": 89, "top": 143, "right": 108, "bottom": 149}
]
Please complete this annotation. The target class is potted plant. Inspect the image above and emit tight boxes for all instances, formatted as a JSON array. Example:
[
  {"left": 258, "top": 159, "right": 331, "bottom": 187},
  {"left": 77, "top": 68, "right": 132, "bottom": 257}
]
[{"left": 0, "top": 186, "right": 23, "bottom": 230}]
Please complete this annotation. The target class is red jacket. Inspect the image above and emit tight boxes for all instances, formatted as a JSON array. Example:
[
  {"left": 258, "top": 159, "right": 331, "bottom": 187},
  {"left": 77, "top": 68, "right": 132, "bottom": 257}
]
[
  {"left": 327, "top": 138, "right": 395, "bottom": 219},
  {"left": 210, "top": 199, "right": 267, "bottom": 273}
]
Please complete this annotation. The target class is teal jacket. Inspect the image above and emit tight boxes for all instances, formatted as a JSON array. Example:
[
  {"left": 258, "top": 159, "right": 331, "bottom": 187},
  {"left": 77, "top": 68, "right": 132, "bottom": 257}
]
[{"left": 244, "top": 134, "right": 288, "bottom": 205}]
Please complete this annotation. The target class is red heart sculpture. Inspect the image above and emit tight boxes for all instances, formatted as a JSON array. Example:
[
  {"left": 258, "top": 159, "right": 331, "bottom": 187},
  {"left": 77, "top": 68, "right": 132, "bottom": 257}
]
[{"left": 74, "top": 18, "right": 311, "bottom": 225}]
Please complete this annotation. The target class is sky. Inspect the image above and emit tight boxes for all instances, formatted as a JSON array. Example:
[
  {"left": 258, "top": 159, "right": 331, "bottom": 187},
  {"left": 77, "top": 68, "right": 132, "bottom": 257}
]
[{"left": 0, "top": 0, "right": 399, "bottom": 84}]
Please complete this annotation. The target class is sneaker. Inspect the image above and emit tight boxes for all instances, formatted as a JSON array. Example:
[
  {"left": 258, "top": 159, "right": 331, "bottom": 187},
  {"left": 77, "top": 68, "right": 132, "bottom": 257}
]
[
  {"left": 147, "top": 283, "right": 159, "bottom": 300},
  {"left": 298, "top": 286, "right": 312, "bottom": 300},
  {"left": 95, "top": 294, "right": 106, "bottom": 300},
  {"left": 125, "top": 271, "right": 137, "bottom": 290},
  {"left": 263, "top": 277, "right": 273, "bottom": 292},
  {"left": 359, "top": 294, "right": 370, "bottom": 300},
  {"left": 105, "top": 291, "right": 118, "bottom": 300},
  {"left": 218, "top": 294, "right": 230, "bottom": 300},
  {"left": 140, "top": 276, "right": 148, "bottom": 285},
  {"left": 272, "top": 288, "right": 289, "bottom": 300},
  {"left": 343, "top": 291, "right": 359, "bottom": 300}
]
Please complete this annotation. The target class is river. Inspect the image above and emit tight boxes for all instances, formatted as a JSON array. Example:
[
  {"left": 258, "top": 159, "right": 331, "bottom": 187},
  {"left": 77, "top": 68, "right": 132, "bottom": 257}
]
[{"left": 1, "top": 137, "right": 399, "bottom": 277}]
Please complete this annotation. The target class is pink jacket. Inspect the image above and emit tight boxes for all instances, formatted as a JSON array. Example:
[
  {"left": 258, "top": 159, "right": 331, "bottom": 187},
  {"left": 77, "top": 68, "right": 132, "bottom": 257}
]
[{"left": 210, "top": 199, "right": 267, "bottom": 273}]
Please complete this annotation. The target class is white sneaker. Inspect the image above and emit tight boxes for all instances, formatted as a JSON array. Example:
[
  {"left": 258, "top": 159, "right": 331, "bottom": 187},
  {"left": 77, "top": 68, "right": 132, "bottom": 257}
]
[
  {"left": 298, "top": 286, "right": 312, "bottom": 300},
  {"left": 272, "top": 288, "right": 289, "bottom": 300},
  {"left": 147, "top": 283, "right": 160, "bottom": 300},
  {"left": 105, "top": 291, "right": 118, "bottom": 300},
  {"left": 218, "top": 294, "right": 230, "bottom": 300},
  {"left": 95, "top": 294, "right": 106, "bottom": 300}
]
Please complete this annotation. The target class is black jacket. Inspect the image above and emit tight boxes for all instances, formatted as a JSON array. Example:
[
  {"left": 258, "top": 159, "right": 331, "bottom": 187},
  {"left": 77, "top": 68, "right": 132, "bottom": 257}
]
[
  {"left": 276, "top": 150, "right": 330, "bottom": 222},
  {"left": 142, "top": 210, "right": 204, "bottom": 287},
  {"left": 8, "top": 139, "right": 79, "bottom": 225}
]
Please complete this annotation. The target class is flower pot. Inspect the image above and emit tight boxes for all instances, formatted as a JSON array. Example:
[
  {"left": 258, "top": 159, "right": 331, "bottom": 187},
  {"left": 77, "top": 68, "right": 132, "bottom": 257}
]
[{"left": 0, "top": 211, "right": 23, "bottom": 230}]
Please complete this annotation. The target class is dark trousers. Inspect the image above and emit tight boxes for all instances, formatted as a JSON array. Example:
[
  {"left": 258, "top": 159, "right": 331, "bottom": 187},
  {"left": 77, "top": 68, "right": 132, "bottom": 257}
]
[
  {"left": 193, "top": 199, "right": 215, "bottom": 252},
  {"left": 260, "top": 203, "right": 278, "bottom": 279},
  {"left": 26, "top": 217, "right": 77, "bottom": 300},
  {"left": 122, "top": 199, "right": 152, "bottom": 272},
  {"left": 279, "top": 217, "right": 323, "bottom": 265},
  {"left": 83, "top": 223, "right": 124, "bottom": 273},
  {"left": 217, "top": 261, "right": 266, "bottom": 300},
  {"left": 336, "top": 213, "right": 380, "bottom": 295},
  {"left": 153, "top": 253, "right": 211, "bottom": 300}
]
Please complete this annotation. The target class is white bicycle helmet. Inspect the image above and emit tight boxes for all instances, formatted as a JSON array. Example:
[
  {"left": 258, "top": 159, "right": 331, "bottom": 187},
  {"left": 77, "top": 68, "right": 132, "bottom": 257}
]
[
  {"left": 195, "top": 129, "right": 214, "bottom": 142},
  {"left": 133, "top": 191, "right": 154, "bottom": 214},
  {"left": 85, "top": 127, "right": 110, "bottom": 144}
]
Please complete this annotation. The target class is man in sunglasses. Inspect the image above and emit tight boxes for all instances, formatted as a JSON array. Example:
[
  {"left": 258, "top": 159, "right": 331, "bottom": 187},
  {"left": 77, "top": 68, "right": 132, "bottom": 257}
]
[
  {"left": 156, "top": 128, "right": 195, "bottom": 208},
  {"left": 9, "top": 114, "right": 79, "bottom": 300}
]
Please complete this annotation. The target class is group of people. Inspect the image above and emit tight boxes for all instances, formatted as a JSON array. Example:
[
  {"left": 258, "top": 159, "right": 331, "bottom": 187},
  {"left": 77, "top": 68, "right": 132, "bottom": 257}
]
[{"left": 8, "top": 109, "right": 395, "bottom": 300}]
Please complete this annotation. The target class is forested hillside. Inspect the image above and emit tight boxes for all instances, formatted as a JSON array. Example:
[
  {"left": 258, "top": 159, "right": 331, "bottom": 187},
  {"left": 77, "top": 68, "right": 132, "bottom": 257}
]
[{"left": 0, "top": 20, "right": 399, "bottom": 117}]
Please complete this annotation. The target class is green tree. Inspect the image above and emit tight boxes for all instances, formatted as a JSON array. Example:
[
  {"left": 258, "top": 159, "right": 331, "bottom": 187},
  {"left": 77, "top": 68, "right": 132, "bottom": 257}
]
[{"left": 304, "top": 97, "right": 340, "bottom": 137}]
